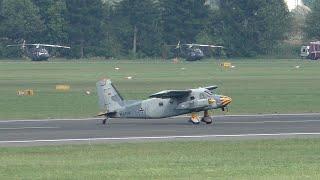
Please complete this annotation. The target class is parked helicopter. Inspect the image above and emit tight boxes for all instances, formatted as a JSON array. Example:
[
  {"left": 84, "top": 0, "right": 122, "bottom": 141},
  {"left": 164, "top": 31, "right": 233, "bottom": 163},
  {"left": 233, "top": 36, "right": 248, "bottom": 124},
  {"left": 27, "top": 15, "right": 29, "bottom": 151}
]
[
  {"left": 7, "top": 40, "right": 70, "bottom": 61},
  {"left": 169, "top": 41, "right": 224, "bottom": 61}
]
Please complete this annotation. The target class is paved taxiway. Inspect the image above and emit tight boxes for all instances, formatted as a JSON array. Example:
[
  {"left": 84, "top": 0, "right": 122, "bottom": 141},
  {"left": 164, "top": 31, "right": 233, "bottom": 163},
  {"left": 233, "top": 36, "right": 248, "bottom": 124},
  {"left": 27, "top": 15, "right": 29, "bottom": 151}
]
[{"left": 1, "top": 113, "right": 320, "bottom": 146}]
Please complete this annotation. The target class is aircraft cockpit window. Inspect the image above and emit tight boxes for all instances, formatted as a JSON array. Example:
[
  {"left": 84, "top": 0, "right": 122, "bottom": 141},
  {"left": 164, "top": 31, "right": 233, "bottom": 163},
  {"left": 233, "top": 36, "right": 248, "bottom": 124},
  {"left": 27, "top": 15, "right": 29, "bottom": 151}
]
[{"left": 205, "top": 90, "right": 213, "bottom": 95}]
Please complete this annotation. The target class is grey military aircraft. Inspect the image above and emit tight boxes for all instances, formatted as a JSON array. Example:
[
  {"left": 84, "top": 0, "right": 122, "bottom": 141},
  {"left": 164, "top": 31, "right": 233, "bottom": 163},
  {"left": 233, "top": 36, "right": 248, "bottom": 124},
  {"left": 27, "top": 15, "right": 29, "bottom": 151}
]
[{"left": 96, "top": 79, "right": 232, "bottom": 125}]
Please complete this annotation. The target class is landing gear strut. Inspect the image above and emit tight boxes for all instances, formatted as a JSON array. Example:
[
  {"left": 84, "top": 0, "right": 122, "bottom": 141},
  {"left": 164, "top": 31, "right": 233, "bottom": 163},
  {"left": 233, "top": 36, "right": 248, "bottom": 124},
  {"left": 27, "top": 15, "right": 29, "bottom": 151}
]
[
  {"left": 102, "top": 116, "right": 108, "bottom": 125},
  {"left": 201, "top": 110, "right": 213, "bottom": 124},
  {"left": 189, "top": 111, "right": 213, "bottom": 125}
]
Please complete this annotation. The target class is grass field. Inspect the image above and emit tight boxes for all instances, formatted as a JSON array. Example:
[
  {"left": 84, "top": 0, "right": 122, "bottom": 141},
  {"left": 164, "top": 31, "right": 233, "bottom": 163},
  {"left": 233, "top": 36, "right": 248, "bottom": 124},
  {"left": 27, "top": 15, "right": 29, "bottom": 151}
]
[
  {"left": 1, "top": 139, "right": 320, "bottom": 179},
  {"left": 0, "top": 58, "right": 319, "bottom": 119},
  {"left": 0, "top": 59, "right": 320, "bottom": 119},
  {"left": 1, "top": 58, "right": 320, "bottom": 179}
]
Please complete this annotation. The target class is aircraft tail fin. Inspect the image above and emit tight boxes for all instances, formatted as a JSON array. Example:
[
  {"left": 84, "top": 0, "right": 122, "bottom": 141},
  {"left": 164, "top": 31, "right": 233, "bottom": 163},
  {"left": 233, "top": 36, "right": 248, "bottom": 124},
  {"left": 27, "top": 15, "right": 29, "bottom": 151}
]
[{"left": 96, "top": 79, "right": 124, "bottom": 113}]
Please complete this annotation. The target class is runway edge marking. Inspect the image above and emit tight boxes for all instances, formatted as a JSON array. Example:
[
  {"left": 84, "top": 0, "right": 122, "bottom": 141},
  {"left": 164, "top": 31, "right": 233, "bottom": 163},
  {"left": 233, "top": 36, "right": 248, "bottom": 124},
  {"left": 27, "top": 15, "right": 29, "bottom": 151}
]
[
  {"left": 1, "top": 133, "right": 320, "bottom": 144},
  {"left": 1, "top": 113, "right": 320, "bottom": 123}
]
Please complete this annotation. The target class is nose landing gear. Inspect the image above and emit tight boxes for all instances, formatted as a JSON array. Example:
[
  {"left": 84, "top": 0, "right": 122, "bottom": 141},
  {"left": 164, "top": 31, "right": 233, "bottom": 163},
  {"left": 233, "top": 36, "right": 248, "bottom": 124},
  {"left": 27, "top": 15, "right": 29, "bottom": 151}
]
[{"left": 201, "top": 110, "right": 213, "bottom": 124}]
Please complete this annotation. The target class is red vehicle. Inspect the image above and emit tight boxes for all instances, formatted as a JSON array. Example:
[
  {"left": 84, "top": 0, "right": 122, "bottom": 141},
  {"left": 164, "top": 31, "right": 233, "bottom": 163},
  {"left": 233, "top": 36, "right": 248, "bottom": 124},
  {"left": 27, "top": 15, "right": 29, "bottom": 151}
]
[{"left": 300, "top": 41, "right": 320, "bottom": 60}]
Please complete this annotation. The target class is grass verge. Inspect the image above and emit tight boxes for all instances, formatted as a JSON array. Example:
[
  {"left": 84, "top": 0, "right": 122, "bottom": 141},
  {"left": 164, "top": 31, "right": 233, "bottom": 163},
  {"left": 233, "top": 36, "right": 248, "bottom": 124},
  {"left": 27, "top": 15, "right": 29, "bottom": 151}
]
[
  {"left": 0, "top": 138, "right": 320, "bottom": 179},
  {"left": 0, "top": 58, "right": 319, "bottom": 119}
]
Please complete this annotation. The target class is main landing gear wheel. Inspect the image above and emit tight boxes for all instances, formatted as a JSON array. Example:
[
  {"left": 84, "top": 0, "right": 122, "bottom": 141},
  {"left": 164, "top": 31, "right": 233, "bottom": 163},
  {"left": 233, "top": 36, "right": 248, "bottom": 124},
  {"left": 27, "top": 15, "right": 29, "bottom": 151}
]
[
  {"left": 201, "top": 110, "right": 213, "bottom": 124},
  {"left": 189, "top": 113, "right": 200, "bottom": 124},
  {"left": 201, "top": 116, "right": 213, "bottom": 124}
]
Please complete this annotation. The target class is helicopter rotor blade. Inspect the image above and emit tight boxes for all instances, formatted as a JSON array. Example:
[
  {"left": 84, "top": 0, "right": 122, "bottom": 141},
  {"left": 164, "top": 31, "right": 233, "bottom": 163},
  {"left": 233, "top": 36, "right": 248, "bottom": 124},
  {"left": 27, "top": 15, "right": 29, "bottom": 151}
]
[
  {"left": 7, "top": 44, "right": 23, "bottom": 47},
  {"left": 184, "top": 43, "right": 224, "bottom": 48},
  {"left": 8, "top": 43, "right": 70, "bottom": 49},
  {"left": 25, "top": 44, "right": 71, "bottom": 49},
  {"left": 36, "top": 44, "right": 71, "bottom": 49}
]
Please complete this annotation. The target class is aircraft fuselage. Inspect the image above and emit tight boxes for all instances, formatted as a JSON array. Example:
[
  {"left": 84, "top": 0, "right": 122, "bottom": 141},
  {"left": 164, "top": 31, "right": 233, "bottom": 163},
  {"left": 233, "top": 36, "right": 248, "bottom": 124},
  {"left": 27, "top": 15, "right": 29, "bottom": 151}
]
[{"left": 109, "top": 90, "right": 231, "bottom": 119}]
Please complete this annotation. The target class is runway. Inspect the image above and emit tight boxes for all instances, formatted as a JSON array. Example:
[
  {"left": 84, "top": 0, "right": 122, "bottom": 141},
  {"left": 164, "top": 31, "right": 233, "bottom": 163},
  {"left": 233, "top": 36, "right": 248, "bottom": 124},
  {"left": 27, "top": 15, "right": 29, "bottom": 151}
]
[{"left": 1, "top": 113, "right": 320, "bottom": 146}]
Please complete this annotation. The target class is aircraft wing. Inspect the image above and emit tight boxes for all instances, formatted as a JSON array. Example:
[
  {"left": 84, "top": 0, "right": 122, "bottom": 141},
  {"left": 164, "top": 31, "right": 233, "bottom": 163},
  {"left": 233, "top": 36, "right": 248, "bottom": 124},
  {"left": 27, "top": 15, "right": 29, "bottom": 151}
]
[{"left": 149, "top": 90, "right": 191, "bottom": 99}]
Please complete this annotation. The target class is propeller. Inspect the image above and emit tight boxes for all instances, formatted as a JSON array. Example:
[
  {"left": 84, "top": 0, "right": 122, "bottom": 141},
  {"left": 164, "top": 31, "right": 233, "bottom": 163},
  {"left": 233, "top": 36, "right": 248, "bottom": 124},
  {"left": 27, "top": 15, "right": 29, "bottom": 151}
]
[{"left": 221, "top": 106, "right": 230, "bottom": 112}]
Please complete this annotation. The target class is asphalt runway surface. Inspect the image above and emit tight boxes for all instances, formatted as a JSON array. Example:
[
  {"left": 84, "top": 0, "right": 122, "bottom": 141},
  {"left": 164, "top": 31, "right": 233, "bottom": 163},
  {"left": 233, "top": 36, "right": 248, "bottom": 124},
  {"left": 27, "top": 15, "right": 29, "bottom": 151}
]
[{"left": 1, "top": 113, "right": 320, "bottom": 146}]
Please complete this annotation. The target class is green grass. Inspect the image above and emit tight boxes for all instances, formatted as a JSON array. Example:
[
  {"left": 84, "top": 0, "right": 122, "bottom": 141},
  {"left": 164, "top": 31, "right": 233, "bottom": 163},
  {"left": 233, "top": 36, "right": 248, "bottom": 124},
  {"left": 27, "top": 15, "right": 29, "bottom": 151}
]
[
  {"left": 0, "top": 139, "right": 320, "bottom": 179},
  {"left": 0, "top": 58, "right": 319, "bottom": 119}
]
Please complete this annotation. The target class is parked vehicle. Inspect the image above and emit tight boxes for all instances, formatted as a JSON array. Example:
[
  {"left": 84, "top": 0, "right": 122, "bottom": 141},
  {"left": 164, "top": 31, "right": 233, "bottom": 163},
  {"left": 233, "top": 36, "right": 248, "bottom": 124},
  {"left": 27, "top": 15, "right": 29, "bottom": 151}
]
[{"left": 300, "top": 41, "right": 320, "bottom": 60}]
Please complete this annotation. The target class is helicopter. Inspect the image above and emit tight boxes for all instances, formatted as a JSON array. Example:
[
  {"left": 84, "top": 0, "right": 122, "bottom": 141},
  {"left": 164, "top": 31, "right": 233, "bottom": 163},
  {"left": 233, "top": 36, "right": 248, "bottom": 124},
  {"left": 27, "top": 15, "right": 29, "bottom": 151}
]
[
  {"left": 168, "top": 41, "right": 224, "bottom": 61},
  {"left": 7, "top": 40, "right": 70, "bottom": 61}
]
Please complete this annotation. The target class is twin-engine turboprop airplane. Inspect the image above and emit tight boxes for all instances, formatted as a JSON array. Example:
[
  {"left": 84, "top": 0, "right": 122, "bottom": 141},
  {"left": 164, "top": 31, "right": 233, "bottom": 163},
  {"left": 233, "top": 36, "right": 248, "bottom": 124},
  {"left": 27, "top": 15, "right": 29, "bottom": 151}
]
[{"left": 96, "top": 79, "right": 232, "bottom": 125}]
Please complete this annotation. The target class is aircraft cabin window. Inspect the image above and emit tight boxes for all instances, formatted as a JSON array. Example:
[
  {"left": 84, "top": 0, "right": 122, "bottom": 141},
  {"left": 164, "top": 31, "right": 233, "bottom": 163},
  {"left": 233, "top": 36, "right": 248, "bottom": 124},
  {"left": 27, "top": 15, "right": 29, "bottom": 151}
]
[
  {"left": 190, "top": 96, "right": 195, "bottom": 100},
  {"left": 200, "top": 93, "right": 206, "bottom": 99},
  {"left": 159, "top": 102, "right": 163, "bottom": 106}
]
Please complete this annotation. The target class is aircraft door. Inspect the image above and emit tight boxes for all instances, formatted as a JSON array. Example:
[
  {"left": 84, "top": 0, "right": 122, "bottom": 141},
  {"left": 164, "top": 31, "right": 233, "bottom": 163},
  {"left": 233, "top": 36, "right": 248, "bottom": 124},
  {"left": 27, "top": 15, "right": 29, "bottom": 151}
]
[{"left": 139, "top": 102, "right": 147, "bottom": 118}]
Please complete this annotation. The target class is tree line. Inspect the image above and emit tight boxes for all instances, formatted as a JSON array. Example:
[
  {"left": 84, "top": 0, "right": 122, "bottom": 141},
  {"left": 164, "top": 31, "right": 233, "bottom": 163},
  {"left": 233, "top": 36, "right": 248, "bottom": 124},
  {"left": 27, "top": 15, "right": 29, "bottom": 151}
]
[{"left": 0, "top": 0, "right": 318, "bottom": 59}]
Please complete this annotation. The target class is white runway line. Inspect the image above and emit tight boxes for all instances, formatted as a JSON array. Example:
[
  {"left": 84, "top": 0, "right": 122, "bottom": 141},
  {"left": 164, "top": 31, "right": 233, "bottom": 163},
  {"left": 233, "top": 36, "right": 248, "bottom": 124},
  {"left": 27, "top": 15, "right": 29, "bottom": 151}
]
[
  {"left": 1, "top": 132, "right": 320, "bottom": 144},
  {"left": 216, "top": 119, "right": 320, "bottom": 124},
  {"left": 176, "top": 113, "right": 320, "bottom": 118},
  {"left": 0, "top": 127, "right": 59, "bottom": 130},
  {"left": 1, "top": 113, "right": 320, "bottom": 123},
  {"left": 0, "top": 118, "right": 101, "bottom": 123}
]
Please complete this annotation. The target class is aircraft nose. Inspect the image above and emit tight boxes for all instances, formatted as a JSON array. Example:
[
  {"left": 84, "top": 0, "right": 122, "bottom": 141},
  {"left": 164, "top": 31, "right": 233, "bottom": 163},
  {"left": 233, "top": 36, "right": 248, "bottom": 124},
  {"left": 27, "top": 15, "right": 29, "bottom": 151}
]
[{"left": 220, "top": 96, "right": 232, "bottom": 106}]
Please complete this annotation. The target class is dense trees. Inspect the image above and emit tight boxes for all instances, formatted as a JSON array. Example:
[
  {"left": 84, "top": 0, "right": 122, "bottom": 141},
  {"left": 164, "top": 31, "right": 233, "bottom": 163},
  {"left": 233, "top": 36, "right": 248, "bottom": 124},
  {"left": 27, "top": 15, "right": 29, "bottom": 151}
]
[
  {"left": 112, "top": 0, "right": 162, "bottom": 57},
  {"left": 216, "top": 0, "right": 290, "bottom": 56},
  {"left": 66, "top": 0, "right": 106, "bottom": 58},
  {"left": 0, "top": 0, "right": 296, "bottom": 58},
  {"left": 32, "top": 0, "right": 68, "bottom": 44},
  {"left": 305, "top": 0, "right": 320, "bottom": 40},
  {"left": 303, "top": 0, "right": 315, "bottom": 7},
  {"left": 161, "top": 0, "right": 210, "bottom": 44},
  {"left": 0, "top": 0, "right": 44, "bottom": 41}
]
